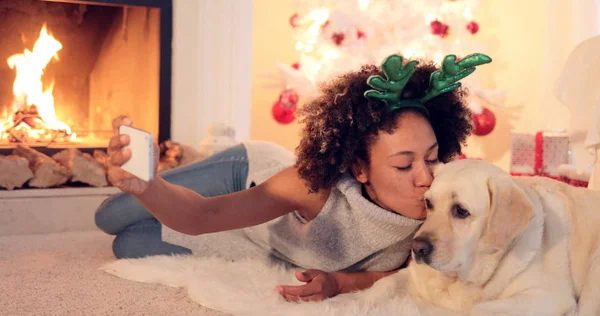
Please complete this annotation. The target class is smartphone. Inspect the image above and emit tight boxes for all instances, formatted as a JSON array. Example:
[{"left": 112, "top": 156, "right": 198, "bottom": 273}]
[{"left": 119, "top": 125, "right": 155, "bottom": 181}]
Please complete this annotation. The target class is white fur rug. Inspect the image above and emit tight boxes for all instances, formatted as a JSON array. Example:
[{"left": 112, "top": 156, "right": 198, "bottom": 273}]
[{"left": 102, "top": 255, "right": 462, "bottom": 316}]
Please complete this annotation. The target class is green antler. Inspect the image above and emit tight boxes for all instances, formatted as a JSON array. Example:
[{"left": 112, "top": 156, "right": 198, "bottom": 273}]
[
  {"left": 420, "top": 53, "right": 492, "bottom": 103},
  {"left": 363, "top": 52, "right": 492, "bottom": 118},
  {"left": 364, "top": 54, "right": 419, "bottom": 110}
]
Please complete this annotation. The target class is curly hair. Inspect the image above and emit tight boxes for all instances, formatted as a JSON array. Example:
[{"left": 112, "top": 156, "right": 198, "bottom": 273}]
[{"left": 294, "top": 60, "right": 473, "bottom": 193}]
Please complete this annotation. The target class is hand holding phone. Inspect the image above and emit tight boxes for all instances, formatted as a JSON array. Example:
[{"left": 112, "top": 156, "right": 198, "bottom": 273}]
[{"left": 118, "top": 125, "right": 156, "bottom": 182}]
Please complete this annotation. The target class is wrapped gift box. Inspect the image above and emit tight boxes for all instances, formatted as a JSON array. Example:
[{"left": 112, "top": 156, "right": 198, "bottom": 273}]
[
  {"left": 510, "top": 131, "right": 570, "bottom": 178},
  {"left": 558, "top": 164, "right": 590, "bottom": 188}
]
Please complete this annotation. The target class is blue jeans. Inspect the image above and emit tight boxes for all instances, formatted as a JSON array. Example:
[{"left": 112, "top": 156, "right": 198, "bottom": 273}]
[{"left": 95, "top": 144, "right": 250, "bottom": 259}]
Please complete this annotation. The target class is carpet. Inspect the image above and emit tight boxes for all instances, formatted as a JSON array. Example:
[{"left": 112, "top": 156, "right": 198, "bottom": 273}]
[
  {"left": 0, "top": 230, "right": 226, "bottom": 316},
  {"left": 0, "top": 229, "right": 460, "bottom": 315}
]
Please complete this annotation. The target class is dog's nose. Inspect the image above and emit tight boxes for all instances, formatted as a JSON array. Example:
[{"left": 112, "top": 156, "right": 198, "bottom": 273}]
[{"left": 411, "top": 237, "right": 433, "bottom": 260}]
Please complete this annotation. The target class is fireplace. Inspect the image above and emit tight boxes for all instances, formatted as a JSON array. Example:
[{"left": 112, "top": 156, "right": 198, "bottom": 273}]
[
  {"left": 0, "top": 0, "right": 173, "bottom": 190},
  {"left": 0, "top": 0, "right": 253, "bottom": 236},
  {"left": 0, "top": 0, "right": 172, "bottom": 153}
]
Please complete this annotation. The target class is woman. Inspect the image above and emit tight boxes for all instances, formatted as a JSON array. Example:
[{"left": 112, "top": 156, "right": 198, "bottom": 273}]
[{"left": 96, "top": 53, "right": 489, "bottom": 302}]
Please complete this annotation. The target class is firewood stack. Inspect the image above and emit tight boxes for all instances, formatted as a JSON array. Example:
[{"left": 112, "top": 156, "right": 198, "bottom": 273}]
[
  {"left": 0, "top": 155, "right": 34, "bottom": 190},
  {"left": 158, "top": 140, "right": 182, "bottom": 172},
  {"left": 52, "top": 148, "right": 108, "bottom": 187},
  {"left": 0, "top": 140, "right": 204, "bottom": 190},
  {"left": 158, "top": 141, "right": 205, "bottom": 173},
  {"left": 13, "top": 144, "right": 70, "bottom": 188}
]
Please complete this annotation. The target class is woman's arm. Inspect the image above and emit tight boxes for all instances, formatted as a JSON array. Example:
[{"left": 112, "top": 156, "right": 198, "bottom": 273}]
[
  {"left": 108, "top": 116, "right": 327, "bottom": 236},
  {"left": 134, "top": 167, "right": 328, "bottom": 235}
]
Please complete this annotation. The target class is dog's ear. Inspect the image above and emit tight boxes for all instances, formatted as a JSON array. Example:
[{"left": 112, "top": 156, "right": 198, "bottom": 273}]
[{"left": 482, "top": 175, "right": 536, "bottom": 252}]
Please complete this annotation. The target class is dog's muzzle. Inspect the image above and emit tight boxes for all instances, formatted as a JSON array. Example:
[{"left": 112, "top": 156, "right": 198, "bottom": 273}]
[{"left": 411, "top": 237, "right": 433, "bottom": 263}]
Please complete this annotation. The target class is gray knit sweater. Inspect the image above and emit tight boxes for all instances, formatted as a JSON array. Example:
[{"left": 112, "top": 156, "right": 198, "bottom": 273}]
[{"left": 162, "top": 141, "right": 423, "bottom": 272}]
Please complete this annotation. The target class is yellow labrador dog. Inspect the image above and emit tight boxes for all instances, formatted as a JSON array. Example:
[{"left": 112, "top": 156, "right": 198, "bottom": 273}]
[{"left": 352, "top": 159, "right": 600, "bottom": 315}]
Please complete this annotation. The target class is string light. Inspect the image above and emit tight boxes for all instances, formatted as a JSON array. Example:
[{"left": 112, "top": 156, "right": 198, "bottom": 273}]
[
  {"left": 358, "top": 0, "right": 369, "bottom": 10},
  {"left": 434, "top": 52, "right": 444, "bottom": 65},
  {"left": 323, "top": 50, "right": 340, "bottom": 60},
  {"left": 463, "top": 7, "right": 473, "bottom": 20}
]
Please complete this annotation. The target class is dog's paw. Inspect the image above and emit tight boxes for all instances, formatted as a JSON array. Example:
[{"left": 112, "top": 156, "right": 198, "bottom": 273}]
[{"left": 335, "top": 272, "right": 409, "bottom": 304}]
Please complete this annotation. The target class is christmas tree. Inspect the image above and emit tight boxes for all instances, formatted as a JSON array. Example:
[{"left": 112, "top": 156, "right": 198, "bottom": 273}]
[{"left": 270, "top": 0, "right": 503, "bottom": 136}]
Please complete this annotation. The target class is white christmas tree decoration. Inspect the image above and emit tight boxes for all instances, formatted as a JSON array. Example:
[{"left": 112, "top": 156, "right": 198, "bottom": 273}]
[{"left": 266, "top": 0, "right": 504, "bottom": 133}]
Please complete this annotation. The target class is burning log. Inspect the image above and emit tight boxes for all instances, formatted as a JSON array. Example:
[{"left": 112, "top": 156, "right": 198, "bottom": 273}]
[
  {"left": 13, "top": 104, "right": 43, "bottom": 129},
  {"left": 0, "top": 155, "right": 34, "bottom": 190},
  {"left": 3, "top": 24, "right": 73, "bottom": 146},
  {"left": 3, "top": 104, "right": 71, "bottom": 144},
  {"left": 52, "top": 148, "right": 108, "bottom": 187},
  {"left": 13, "top": 144, "right": 70, "bottom": 188}
]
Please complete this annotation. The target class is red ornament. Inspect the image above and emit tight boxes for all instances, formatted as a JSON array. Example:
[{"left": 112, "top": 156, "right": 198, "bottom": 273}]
[
  {"left": 279, "top": 88, "right": 299, "bottom": 108},
  {"left": 472, "top": 107, "right": 496, "bottom": 136},
  {"left": 466, "top": 21, "right": 479, "bottom": 34},
  {"left": 273, "top": 89, "right": 299, "bottom": 124},
  {"left": 289, "top": 13, "right": 300, "bottom": 28},
  {"left": 332, "top": 32, "right": 345, "bottom": 46},
  {"left": 291, "top": 62, "right": 300, "bottom": 70},
  {"left": 357, "top": 30, "right": 366, "bottom": 39},
  {"left": 430, "top": 20, "right": 449, "bottom": 38},
  {"left": 430, "top": 20, "right": 443, "bottom": 34},
  {"left": 441, "top": 25, "right": 449, "bottom": 37},
  {"left": 272, "top": 101, "right": 296, "bottom": 124}
]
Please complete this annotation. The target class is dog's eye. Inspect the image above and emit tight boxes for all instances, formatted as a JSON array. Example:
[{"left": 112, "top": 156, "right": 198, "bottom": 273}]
[
  {"left": 425, "top": 198, "right": 433, "bottom": 210},
  {"left": 453, "top": 204, "right": 470, "bottom": 219}
]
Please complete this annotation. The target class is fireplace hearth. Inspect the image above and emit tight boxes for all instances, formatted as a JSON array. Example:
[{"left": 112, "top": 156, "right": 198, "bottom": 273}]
[
  {"left": 0, "top": 0, "right": 174, "bottom": 190},
  {"left": 0, "top": 0, "right": 172, "bottom": 150}
]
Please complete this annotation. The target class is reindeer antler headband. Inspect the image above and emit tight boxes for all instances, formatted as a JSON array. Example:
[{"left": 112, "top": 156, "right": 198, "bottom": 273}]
[{"left": 364, "top": 53, "right": 492, "bottom": 115}]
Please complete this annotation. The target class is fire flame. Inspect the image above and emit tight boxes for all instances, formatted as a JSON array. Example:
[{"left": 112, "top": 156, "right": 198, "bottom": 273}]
[{"left": 2, "top": 24, "right": 74, "bottom": 143}]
